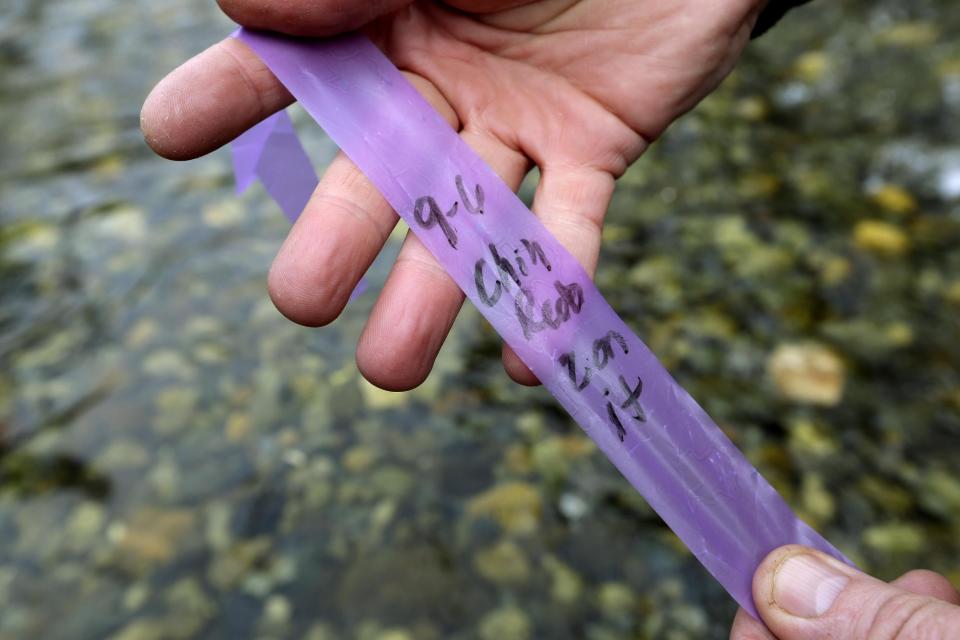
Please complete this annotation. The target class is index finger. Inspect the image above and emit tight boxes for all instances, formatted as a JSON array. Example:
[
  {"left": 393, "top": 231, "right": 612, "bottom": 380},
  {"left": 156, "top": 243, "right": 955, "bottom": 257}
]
[{"left": 141, "top": 37, "right": 292, "bottom": 160}]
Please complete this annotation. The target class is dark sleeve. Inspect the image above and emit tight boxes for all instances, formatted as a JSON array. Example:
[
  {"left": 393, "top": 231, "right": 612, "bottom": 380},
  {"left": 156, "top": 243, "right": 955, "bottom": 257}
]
[{"left": 751, "top": 0, "right": 814, "bottom": 38}]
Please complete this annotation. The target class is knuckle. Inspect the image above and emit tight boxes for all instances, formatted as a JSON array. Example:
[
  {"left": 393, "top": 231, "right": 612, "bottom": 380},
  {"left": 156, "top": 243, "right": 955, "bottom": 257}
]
[{"left": 863, "top": 592, "right": 946, "bottom": 640}]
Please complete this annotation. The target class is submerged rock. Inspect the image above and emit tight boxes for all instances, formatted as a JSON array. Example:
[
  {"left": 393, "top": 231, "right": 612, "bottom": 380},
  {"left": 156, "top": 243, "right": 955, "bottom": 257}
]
[
  {"left": 869, "top": 184, "right": 917, "bottom": 215},
  {"left": 543, "top": 555, "right": 583, "bottom": 605},
  {"left": 343, "top": 446, "right": 378, "bottom": 474},
  {"left": 111, "top": 508, "right": 197, "bottom": 570},
  {"left": 164, "top": 578, "right": 216, "bottom": 637},
  {"left": 853, "top": 220, "right": 910, "bottom": 257},
  {"left": 863, "top": 523, "right": 926, "bottom": 554},
  {"left": 467, "top": 482, "right": 543, "bottom": 536},
  {"left": 261, "top": 594, "right": 292, "bottom": 629},
  {"left": 768, "top": 343, "right": 846, "bottom": 406},
  {"left": 473, "top": 539, "right": 530, "bottom": 585},
  {"left": 598, "top": 582, "right": 637, "bottom": 619},
  {"left": 479, "top": 605, "right": 532, "bottom": 640},
  {"left": 336, "top": 547, "right": 473, "bottom": 625}
]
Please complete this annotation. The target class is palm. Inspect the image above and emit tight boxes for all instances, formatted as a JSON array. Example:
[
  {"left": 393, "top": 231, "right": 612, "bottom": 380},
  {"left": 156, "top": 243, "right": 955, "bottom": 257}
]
[
  {"left": 142, "top": 0, "right": 762, "bottom": 390},
  {"left": 376, "top": 0, "right": 758, "bottom": 167}
]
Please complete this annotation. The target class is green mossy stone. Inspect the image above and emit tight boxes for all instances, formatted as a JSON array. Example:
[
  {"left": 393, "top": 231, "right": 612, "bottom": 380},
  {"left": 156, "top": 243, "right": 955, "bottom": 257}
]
[{"left": 479, "top": 605, "right": 532, "bottom": 640}]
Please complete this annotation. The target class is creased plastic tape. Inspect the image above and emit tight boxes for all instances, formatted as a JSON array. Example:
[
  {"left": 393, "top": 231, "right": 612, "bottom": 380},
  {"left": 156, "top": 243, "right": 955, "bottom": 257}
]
[{"left": 230, "top": 28, "right": 849, "bottom": 618}]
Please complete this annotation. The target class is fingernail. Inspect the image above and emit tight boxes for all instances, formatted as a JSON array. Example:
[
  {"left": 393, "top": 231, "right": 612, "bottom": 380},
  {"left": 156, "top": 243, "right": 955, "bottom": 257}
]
[{"left": 773, "top": 554, "right": 849, "bottom": 618}]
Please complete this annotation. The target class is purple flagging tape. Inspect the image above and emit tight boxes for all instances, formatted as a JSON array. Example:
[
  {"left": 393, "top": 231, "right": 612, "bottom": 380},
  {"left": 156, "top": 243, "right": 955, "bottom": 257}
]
[
  {"left": 232, "top": 28, "right": 849, "bottom": 617},
  {"left": 233, "top": 108, "right": 368, "bottom": 301},
  {"left": 232, "top": 108, "right": 317, "bottom": 222}
]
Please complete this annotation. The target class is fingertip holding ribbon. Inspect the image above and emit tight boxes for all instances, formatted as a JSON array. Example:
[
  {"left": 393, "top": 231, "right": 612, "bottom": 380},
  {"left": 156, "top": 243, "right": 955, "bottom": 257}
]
[{"left": 228, "top": 28, "right": 849, "bottom": 618}]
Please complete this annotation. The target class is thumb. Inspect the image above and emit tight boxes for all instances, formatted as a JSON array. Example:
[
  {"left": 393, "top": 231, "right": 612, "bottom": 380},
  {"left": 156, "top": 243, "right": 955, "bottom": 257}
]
[
  {"left": 753, "top": 545, "right": 960, "bottom": 639},
  {"left": 216, "top": 0, "right": 414, "bottom": 37}
]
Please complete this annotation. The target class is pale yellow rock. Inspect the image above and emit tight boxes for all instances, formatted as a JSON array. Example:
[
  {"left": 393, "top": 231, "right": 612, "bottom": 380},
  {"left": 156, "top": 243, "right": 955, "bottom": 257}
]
[
  {"left": 503, "top": 444, "right": 532, "bottom": 475},
  {"left": 794, "top": 51, "right": 831, "bottom": 83},
  {"left": 126, "top": 318, "right": 159, "bottom": 348},
  {"left": 854, "top": 220, "right": 910, "bottom": 257},
  {"left": 263, "top": 595, "right": 292, "bottom": 626},
  {"left": 479, "top": 605, "right": 531, "bottom": 640},
  {"left": 735, "top": 96, "right": 769, "bottom": 121},
  {"left": 601, "top": 224, "right": 631, "bottom": 243},
  {"left": 97, "top": 440, "right": 150, "bottom": 470},
  {"left": 544, "top": 555, "right": 583, "bottom": 604},
  {"left": 768, "top": 343, "right": 846, "bottom": 406},
  {"left": 225, "top": 412, "right": 253, "bottom": 442},
  {"left": 114, "top": 508, "right": 196, "bottom": 566},
  {"left": 467, "top": 482, "right": 543, "bottom": 535},
  {"left": 945, "top": 281, "right": 960, "bottom": 305},
  {"left": 938, "top": 57, "right": 960, "bottom": 78},
  {"left": 557, "top": 435, "right": 595, "bottom": 459},
  {"left": 738, "top": 172, "right": 781, "bottom": 199},
  {"left": 870, "top": 184, "right": 917, "bottom": 215},
  {"left": 884, "top": 322, "right": 914, "bottom": 348},
  {"left": 876, "top": 22, "right": 939, "bottom": 47},
  {"left": 359, "top": 377, "right": 407, "bottom": 410},
  {"left": 863, "top": 523, "right": 925, "bottom": 554},
  {"left": 819, "top": 256, "right": 852, "bottom": 286},
  {"left": 202, "top": 200, "right": 245, "bottom": 228},
  {"left": 143, "top": 350, "right": 193, "bottom": 378},
  {"left": 801, "top": 474, "right": 836, "bottom": 525},
  {"left": 93, "top": 154, "right": 125, "bottom": 180},
  {"left": 598, "top": 582, "right": 636, "bottom": 618},
  {"left": 96, "top": 205, "right": 147, "bottom": 242},
  {"left": 343, "top": 446, "right": 377, "bottom": 473},
  {"left": 473, "top": 540, "right": 530, "bottom": 585}
]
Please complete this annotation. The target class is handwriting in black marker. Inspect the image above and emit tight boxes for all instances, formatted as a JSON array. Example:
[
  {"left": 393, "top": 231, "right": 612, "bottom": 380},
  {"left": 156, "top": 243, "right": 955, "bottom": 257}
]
[
  {"left": 456, "top": 174, "right": 484, "bottom": 215},
  {"left": 559, "top": 331, "right": 633, "bottom": 394},
  {"left": 555, "top": 281, "right": 584, "bottom": 315},
  {"left": 521, "top": 239, "right": 552, "bottom": 272},
  {"left": 617, "top": 375, "right": 646, "bottom": 422},
  {"left": 413, "top": 195, "right": 459, "bottom": 249},
  {"left": 413, "top": 175, "right": 484, "bottom": 249},
  {"left": 558, "top": 352, "right": 592, "bottom": 391},
  {"left": 604, "top": 390, "right": 627, "bottom": 442},
  {"left": 513, "top": 249, "right": 528, "bottom": 277},
  {"left": 475, "top": 243, "right": 523, "bottom": 308},
  {"left": 592, "top": 331, "right": 629, "bottom": 369},
  {"left": 488, "top": 243, "right": 522, "bottom": 288},
  {"left": 514, "top": 280, "right": 585, "bottom": 340},
  {"left": 558, "top": 332, "right": 644, "bottom": 441},
  {"left": 474, "top": 258, "right": 501, "bottom": 307}
]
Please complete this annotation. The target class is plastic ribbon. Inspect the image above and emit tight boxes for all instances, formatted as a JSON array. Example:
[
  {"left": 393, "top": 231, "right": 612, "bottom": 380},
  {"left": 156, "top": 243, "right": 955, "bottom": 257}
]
[
  {"left": 232, "top": 108, "right": 316, "bottom": 222},
  {"left": 233, "top": 108, "right": 366, "bottom": 302},
  {"left": 230, "top": 28, "right": 848, "bottom": 618}
]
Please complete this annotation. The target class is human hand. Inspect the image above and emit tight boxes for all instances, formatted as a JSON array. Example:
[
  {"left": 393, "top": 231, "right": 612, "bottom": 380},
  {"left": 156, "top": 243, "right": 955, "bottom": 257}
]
[
  {"left": 730, "top": 545, "right": 960, "bottom": 639},
  {"left": 142, "top": 0, "right": 766, "bottom": 390}
]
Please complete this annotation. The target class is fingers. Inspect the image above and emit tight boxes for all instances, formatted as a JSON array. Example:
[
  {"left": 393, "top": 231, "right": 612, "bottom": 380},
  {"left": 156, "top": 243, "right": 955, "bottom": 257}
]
[
  {"left": 142, "top": 37, "right": 292, "bottom": 161},
  {"left": 729, "top": 608, "right": 776, "bottom": 640},
  {"left": 356, "top": 233, "right": 466, "bottom": 391},
  {"left": 356, "top": 128, "right": 529, "bottom": 390},
  {"left": 216, "top": 0, "right": 412, "bottom": 37},
  {"left": 267, "top": 152, "right": 398, "bottom": 326},
  {"left": 892, "top": 570, "right": 960, "bottom": 605},
  {"left": 752, "top": 545, "right": 960, "bottom": 640},
  {"left": 267, "top": 72, "right": 459, "bottom": 328},
  {"left": 502, "top": 165, "right": 616, "bottom": 385}
]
